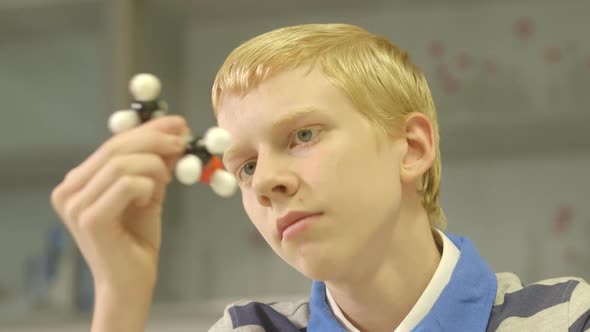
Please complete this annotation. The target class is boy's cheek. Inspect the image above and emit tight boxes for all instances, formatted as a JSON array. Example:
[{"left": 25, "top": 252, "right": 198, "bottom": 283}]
[
  {"left": 242, "top": 194, "right": 280, "bottom": 240},
  {"left": 242, "top": 194, "right": 262, "bottom": 228}
]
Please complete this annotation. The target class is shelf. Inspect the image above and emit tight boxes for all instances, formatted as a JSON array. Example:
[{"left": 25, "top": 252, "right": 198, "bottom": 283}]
[
  {"left": 0, "top": 144, "right": 99, "bottom": 187},
  {"left": 0, "top": 0, "right": 92, "bottom": 11},
  {"left": 0, "top": 0, "right": 100, "bottom": 44}
]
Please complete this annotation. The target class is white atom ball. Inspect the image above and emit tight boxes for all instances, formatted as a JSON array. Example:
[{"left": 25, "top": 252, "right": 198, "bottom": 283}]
[
  {"left": 129, "top": 73, "right": 161, "bottom": 102},
  {"left": 108, "top": 110, "right": 140, "bottom": 134},
  {"left": 210, "top": 170, "right": 238, "bottom": 197},
  {"left": 175, "top": 155, "right": 202, "bottom": 185},
  {"left": 204, "top": 127, "right": 232, "bottom": 154}
]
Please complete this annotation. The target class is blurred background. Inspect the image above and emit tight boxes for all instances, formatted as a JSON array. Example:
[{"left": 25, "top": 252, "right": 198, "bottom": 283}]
[{"left": 1, "top": 0, "right": 589, "bottom": 330}]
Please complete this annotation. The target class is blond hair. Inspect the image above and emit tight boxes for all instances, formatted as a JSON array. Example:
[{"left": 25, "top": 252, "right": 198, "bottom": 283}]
[{"left": 211, "top": 24, "right": 446, "bottom": 229}]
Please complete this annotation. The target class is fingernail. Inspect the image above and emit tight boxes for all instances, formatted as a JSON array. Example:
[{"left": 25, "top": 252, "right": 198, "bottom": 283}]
[
  {"left": 171, "top": 116, "right": 187, "bottom": 128},
  {"left": 170, "top": 135, "right": 186, "bottom": 148}
]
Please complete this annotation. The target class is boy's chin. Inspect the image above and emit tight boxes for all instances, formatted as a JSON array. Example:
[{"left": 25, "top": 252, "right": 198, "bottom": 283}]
[
  {"left": 288, "top": 250, "right": 352, "bottom": 282},
  {"left": 275, "top": 231, "right": 362, "bottom": 281}
]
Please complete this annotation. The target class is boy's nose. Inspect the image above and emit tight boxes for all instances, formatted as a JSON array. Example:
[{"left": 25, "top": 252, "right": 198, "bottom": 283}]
[{"left": 252, "top": 157, "right": 299, "bottom": 207}]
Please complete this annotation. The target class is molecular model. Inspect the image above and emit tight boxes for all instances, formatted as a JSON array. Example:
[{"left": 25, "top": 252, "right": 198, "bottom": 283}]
[{"left": 108, "top": 73, "right": 238, "bottom": 198}]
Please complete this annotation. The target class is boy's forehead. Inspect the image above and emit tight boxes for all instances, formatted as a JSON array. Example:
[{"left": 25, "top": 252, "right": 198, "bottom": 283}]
[
  {"left": 217, "top": 99, "right": 328, "bottom": 136},
  {"left": 216, "top": 68, "right": 336, "bottom": 127},
  {"left": 216, "top": 69, "right": 352, "bottom": 162}
]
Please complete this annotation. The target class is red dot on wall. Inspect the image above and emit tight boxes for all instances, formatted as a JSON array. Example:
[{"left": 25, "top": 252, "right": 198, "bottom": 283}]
[
  {"left": 482, "top": 59, "right": 498, "bottom": 74},
  {"left": 552, "top": 204, "right": 574, "bottom": 234},
  {"left": 456, "top": 53, "right": 473, "bottom": 70},
  {"left": 513, "top": 17, "right": 535, "bottom": 41},
  {"left": 428, "top": 40, "right": 446, "bottom": 58},
  {"left": 544, "top": 47, "right": 562, "bottom": 65},
  {"left": 441, "top": 76, "right": 461, "bottom": 94}
]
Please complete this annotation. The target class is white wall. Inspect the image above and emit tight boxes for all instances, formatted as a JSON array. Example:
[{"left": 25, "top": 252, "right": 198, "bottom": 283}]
[
  {"left": 443, "top": 155, "right": 590, "bottom": 281},
  {"left": 0, "top": 10, "right": 106, "bottom": 299}
]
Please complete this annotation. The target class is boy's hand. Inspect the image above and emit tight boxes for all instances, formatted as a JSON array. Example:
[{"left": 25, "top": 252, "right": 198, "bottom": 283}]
[{"left": 50, "top": 115, "right": 189, "bottom": 330}]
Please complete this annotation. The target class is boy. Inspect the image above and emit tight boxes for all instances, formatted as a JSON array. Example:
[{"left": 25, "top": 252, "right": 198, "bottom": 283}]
[{"left": 51, "top": 24, "right": 590, "bottom": 331}]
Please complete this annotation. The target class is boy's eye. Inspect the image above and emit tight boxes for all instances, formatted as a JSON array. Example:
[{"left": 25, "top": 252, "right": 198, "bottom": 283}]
[
  {"left": 237, "top": 128, "right": 320, "bottom": 182},
  {"left": 239, "top": 161, "right": 256, "bottom": 180},
  {"left": 294, "top": 128, "right": 318, "bottom": 144}
]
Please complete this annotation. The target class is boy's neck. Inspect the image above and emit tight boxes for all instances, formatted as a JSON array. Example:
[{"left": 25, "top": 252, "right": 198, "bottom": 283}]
[{"left": 325, "top": 209, "right": 441, "bottom": 332}]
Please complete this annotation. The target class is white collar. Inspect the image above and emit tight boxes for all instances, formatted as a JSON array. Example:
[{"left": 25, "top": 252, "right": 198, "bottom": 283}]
[{"left": 325, "top": 229, "right": 460, "bottom": 332}]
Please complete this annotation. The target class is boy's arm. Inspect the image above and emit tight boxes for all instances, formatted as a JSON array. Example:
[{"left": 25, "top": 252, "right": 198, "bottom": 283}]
[
  {"left": 568, "top": 279, "right": 590, "bottom": 331},
  {"left": 208, "top": 314, "right": 234, "bottom": 332},
  {"left": 208, "top": 302, "right": 239, "bottom": 332},
  {"left": 91, "top": 284, "right": 155, "bottom": 332}
]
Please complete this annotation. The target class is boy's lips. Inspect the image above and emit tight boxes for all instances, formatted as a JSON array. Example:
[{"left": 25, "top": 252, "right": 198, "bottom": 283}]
[{"left": 276, "top": 211, "right": 323, "bottom": 240}]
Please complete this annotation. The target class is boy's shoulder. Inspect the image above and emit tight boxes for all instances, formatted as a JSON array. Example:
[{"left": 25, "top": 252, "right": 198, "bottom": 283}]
[
  {"left": 487, "top": 272, "right": 590, "bottom": 331},
  {"left": 207, "top": 274, "right": 590, "bottom": 331},
  {"left": 208, "top": 297, "right": 310, "bottom": 332}
]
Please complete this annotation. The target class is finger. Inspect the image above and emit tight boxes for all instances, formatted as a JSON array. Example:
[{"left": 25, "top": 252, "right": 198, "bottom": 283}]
[
  {"left": 124, "top": 114, "right": 189, "bottom": 137},
  {"left": 51, "top": 180, "right": 69, "bottom": 219},
  {"left": 151, "top": 182, "right": 167, "bottom": 205},
  {"left": 124, "top": 181, "right": 166, "bottom": 242},
  {"left": 78, "top": 175, "right": 155, "bottom": 232},
  {"left": 96, "top": 115, "right": 191, "bottom": 174},
  {"left": 163, "top": 154, "right": 185, "bottom": 174},
  {"left": 60, "top": 124, "right": 187, "bottom": 199},
  {"left": 61, "top": 154, "right": 170, "bottom": 225},
  {"left": 52, "top": 167, "right": 86, "bottom": 221},
  {"left": 53, "top": 115, "right": 190, "bottom": 208}
]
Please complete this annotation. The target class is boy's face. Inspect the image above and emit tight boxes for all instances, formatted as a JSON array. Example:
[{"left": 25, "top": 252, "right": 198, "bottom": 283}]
[{"left": 217, "top": 67, "right": 405, "bottom": 280}]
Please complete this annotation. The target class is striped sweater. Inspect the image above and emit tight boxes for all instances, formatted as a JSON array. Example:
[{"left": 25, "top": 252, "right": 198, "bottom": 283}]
[{"left": 209, "top": 235, "right": 590, "bottom": 331}]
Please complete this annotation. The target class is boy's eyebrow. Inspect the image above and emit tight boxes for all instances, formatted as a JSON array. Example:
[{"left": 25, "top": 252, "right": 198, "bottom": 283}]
[
  {"left": 270, "top": 106, "right": 322, "bottom": 131},
  {"left": 222, "top": 143, "right": 245, "bottom": 168},
  {"left": 222, "top": 106, "right": 322, "bottom": 167}
]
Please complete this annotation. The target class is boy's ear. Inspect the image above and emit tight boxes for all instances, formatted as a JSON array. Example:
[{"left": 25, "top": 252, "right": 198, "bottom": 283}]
[{"left": 399, "top": 113, "right": 436, "bottom": 184}]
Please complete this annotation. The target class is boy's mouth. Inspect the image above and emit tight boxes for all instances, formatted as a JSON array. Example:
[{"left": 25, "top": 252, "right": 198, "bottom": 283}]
[{"left": 276, "top": 211, "right": 323, "bottom": 240}]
